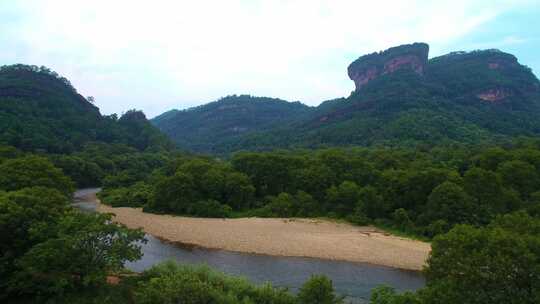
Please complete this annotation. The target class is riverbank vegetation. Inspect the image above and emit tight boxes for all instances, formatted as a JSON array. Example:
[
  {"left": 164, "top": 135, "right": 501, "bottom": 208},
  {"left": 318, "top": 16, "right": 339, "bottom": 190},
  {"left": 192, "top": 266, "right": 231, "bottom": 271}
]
[
  {"left": 2, "top": 140, "right": 540, "bottom": 303},
  {"left": 0, "top": 144, "right": 346, "bottom": 303},
  {"left": 98, "top": 139, "right": 540, "bottom": 239}
]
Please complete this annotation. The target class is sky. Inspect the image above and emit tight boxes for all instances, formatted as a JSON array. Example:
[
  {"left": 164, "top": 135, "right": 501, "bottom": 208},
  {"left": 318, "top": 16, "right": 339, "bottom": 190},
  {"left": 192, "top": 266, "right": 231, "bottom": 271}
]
[{"left": 1, "top": 0, "right": 539, "bottom": 118}]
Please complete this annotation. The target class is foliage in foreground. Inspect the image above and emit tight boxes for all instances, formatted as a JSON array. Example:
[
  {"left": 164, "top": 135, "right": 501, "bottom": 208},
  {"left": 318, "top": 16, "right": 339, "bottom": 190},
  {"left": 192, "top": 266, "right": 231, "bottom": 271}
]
[
  {"left": 370, "top": 212, "right": 540, "bottom": 304},
  {"left": 0, "top": 155, "right": 146, "bottom": 301}
]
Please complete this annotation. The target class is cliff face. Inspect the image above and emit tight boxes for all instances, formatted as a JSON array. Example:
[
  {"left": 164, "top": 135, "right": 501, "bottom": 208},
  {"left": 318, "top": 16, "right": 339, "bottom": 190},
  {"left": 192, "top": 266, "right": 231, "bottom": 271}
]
[{"left": 348, "top": 43, "right": 429, "bottom": 91}]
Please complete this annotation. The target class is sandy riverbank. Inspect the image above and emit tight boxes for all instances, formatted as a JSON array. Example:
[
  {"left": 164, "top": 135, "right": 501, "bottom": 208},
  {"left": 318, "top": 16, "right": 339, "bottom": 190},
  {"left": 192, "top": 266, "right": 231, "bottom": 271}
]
[{"left": 78, "top": 190, "right": 430, "bottom": 270}]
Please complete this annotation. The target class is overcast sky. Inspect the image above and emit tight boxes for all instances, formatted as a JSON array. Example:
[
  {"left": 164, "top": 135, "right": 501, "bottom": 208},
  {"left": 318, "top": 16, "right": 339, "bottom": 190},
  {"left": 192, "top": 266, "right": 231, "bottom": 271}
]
[{"left": 1, "top": 0, "right": 539, "bottom": 117}]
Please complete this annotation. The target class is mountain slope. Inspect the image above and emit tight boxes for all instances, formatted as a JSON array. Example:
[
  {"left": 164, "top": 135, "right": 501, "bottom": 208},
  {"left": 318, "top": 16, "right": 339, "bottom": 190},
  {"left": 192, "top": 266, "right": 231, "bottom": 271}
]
[
  {"left": 292, "top": 47, "right": 540, "bottom": 147},
  {"left": 154, "top": 43, "right": 540, "bottom": 153},
  {"left": 151, "top": 95, "right": 312, "bottom": 153},
  {"left": 0, "top": 64, "right": 172, "bottom": 153}
]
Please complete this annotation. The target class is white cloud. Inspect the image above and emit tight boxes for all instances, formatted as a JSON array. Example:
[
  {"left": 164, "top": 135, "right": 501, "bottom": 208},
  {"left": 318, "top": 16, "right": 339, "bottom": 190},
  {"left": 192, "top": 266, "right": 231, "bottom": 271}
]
[{"left": 0, "top": 0, "right": 533, "bottom": 116}]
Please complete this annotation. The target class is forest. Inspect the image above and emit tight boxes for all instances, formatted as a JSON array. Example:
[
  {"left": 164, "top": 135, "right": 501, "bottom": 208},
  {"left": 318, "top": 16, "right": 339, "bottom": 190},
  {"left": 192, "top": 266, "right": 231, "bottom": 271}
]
[
  {"left": 0, "top": 65, "right": 173, "bottom": 153},
  {"left": 98, "top": 139, "right": 540, "bottom": 239},
  {"left": 1, "top": 140, "right": 540, "bottom": 303}
]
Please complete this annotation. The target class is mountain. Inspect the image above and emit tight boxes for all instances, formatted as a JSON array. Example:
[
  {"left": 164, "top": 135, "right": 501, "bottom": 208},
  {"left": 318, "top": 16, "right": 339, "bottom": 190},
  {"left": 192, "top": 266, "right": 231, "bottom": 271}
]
[
  {"left": 0, "top": 64, "right": 172, "bottom": 153},
  {"left": 154, "top": 43, "right": 540, "bottom": 153},
  {"left": 151, "top": 95, "right": 312, "bottom": 153}
]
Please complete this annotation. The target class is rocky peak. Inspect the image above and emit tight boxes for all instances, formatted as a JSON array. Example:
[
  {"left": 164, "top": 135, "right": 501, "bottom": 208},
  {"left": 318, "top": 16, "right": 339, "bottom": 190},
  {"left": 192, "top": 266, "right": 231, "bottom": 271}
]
[{"left": 348, "top": 42, "right": 429, "bottom": 91}]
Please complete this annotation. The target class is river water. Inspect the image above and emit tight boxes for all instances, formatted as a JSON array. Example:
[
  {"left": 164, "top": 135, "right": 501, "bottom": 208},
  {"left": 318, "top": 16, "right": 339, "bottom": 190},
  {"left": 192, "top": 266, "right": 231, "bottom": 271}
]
[{"left": 73, "top": 189, "right": 425, "bottom": 303}]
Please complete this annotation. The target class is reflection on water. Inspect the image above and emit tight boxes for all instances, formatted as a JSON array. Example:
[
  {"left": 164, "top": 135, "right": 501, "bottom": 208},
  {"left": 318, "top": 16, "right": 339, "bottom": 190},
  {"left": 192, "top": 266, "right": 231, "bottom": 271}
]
[{"left": 74, "top": 190, "right": 425, "bottom": 303}]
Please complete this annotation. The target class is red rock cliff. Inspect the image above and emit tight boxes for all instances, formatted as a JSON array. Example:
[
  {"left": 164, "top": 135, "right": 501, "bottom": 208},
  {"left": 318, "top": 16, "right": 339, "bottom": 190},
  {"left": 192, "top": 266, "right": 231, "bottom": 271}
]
[{"left": 348, "top": 43, "right": 429, "bottom": 91}]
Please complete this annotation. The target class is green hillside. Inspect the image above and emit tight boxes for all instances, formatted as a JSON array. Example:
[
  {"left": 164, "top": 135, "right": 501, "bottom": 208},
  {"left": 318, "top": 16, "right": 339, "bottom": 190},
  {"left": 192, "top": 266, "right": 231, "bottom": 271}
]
[
  {"left": 0, "top": 64, "right": 173, "bottom": 153},
  {"left": 151, "top": 94, "right": 312, "bottom": 153},
  {"left": 153, "top": 45, "right": 540, "bottom": 154}
]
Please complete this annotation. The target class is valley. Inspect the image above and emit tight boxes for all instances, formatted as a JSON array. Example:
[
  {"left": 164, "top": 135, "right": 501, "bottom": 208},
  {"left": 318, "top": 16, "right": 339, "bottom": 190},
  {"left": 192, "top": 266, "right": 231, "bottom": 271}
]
[{"left": 1, "top": 41, "right": 539, "bottom": 304}]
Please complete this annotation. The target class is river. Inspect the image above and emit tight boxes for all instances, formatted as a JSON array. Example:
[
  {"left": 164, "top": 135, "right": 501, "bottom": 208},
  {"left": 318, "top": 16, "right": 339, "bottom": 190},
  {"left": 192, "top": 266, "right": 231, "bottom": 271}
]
[{"left": 73, "top": 189, "right": 425, "bottom": 303}]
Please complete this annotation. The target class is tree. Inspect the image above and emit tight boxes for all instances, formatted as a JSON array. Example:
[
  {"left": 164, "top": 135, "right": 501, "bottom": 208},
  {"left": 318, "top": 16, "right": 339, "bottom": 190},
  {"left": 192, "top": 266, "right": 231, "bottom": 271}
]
[
  {"left": 474, "top": 147, "right": 511, "bottom": 171},
  {"left": 297, "top": 275, "right": 343, "bottom": 304},
  {"left": 370, "top": 285, "right": 421, "bottom": 304},
  {"left": 223, "top": 171, "right": 255, "bottom": 210},
  {"left": 497, "top": 160, "right": 540, "bottom": 199},
  {"left": 463, "top": 167, "right": 507, "bottom": 220},
  {"left": 266, "top": 193, "right": 297, "bottom": 217},
  {"left": 0, "top": 156, "right": 75, "bottom": 196},
  {"left": 358, "top": 186, "right": 387, "bottom": 219},
  {"left": 0, "top": 187, "right": 70, "bottom": 293},
  {"left": 148, "top": 172, "right": 198, "bottom": 214},
  {"left": 293, "top": 163, "right": 336, "bottom": 202},
  {"left": 14, "top": 212, "right": 145, "bottom": 296},
  {"left": 325, "top": 181, "right": 361, "bottom": 216},
  {"left": 423, "top": 212, "right": 540, "bottom": 304},
  {"left": 50, "top": 155, "right": 104, "bottom": 188},
  {"left": 392, "top": 208, "right": 414, "bottom": 231},
  {"left": 134, "top": 261, "right": 296, "bottom": 304},
  {"left": 190, "top": 200, "right": 231, "bottom": 218},
  {"left": 423, "top": 181, "right": 475, "bottom": 228},
  {"left": 295, "top": 191, "right": 320, "bottom": 217}
]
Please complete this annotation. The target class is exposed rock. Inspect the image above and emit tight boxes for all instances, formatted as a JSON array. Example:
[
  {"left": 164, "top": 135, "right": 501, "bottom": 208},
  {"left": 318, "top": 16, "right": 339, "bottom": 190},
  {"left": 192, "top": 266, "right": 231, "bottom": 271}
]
[
  {"left": 348, "top": 43, "right": 429, "bottom": 91},
  {"left": 477, "top": 88, "right": 512, "bottom": 102},
  {"left": 488, "top": 62, "right": 500, "bottom": 69}
]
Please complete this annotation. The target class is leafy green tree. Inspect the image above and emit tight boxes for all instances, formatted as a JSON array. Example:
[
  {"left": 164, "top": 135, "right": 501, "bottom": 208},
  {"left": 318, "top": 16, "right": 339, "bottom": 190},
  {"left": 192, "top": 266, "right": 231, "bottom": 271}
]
[
  {"left": 423, "top": 181, "right": 475, "bottom": 227},
  {"left": 0, "top": 145, "right": 21, "bottom": 162},
  {"left": 423, "top": 212, "right": 540, "bottom": 304},
  {"left": 293, "top": 163, "right": 336, "bottom": 202},
  {"left": 148, "top": 172, "right": 198, "bottom": 214},
  {"left": 325, "top": 181, "right": 361, "bottom": 216},
  {"left": 50, "top": 155, "right": 104, "bottom": 187},
  {"left": 102, "top": 170, "right": 143, "bottom": 189},
  {"left": 392, "top": 208, "right": 414, "bottom": 231},
  {"left": 474, "top": 147, "right": 511, "bottom": 171},
  {"left": 232, "top": 153, "right": 300, "bottom": 197},
  {"left": 297, "top": 275, "right": 343, "bottom": 304},
  {"left": 223, "top": 171, "right": 255, "bottom": 210},
  {"left": 381, "top": 168, "right": 458, "bottom": 215},
  {"left": 134, "top": 261, "right": 296, "bottom": 304},
  {"left": 13, "top": 212, "right": 145, "bottom": 296},
  {"left": 295, "top": 191, "right": 321, "bottom": 217},
  {"left": 265, "top": 193, "right": 298, "bottom": 217},
  {"left": 497, "top": 160, "right": 540, "bottom": 199},
  {"left": 190, "top": 200, "right": 232, "bottom": 218},
  {"left": 0, "top": 156, "right": 74, "bottom": 196},
  {"left": 0, "top": 187, "right": 70, "bottom": 292},
  {"left": 527, "top": 191, "right": 540, "bottom": 216},
  {"left": 463, "top": 167, "right": 507, "bottom": 220},
  {"left": 370, "top": 285, "right": 421, "bottom": 304},
  {"left": 98, "top": 182, "right": 153, "bottom": 208},
  {"left": 358, "top": 186, "right": 388, "bottom": 219}
]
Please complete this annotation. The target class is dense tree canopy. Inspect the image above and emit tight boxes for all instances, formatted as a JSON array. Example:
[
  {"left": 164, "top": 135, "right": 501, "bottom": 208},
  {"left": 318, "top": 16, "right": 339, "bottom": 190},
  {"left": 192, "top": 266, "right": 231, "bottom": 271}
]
[
  {"left": 96, "top": 140, "right": 540, "bottom": 239},
  {"left": 0, "top": 156, "right": 75, "bottom": 196},
  {"left": 0, "top": 145, "right": 146, "bottom": 301},
  {"left": 0, "top": 65, "right": 173, "bottom": 153}
]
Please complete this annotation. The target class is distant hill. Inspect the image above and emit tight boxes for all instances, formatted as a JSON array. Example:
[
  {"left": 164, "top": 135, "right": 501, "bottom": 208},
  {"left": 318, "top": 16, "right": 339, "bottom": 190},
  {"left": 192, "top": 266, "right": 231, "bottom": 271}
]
[
  {"left": 151, "top": 95, "right": 312, "bottom": 153},
  {"left": 154, "top": 43, "right": 540, "bottom": 153},
  {"left": 0, "top": 64, "right": 173, "bottom": 153}
]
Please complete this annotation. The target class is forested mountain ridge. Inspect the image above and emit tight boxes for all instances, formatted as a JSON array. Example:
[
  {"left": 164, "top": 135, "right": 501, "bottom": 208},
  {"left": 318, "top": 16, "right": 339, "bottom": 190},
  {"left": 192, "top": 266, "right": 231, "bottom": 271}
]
[
  {"left": 154, "top": 43, "right": 540, "bottom": 154},
  {"left": 0, "top": 64, "right": 173, "bottom": 153},
  {"left": 151, "top": 95, "right": 312, "bottom": 153}
]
